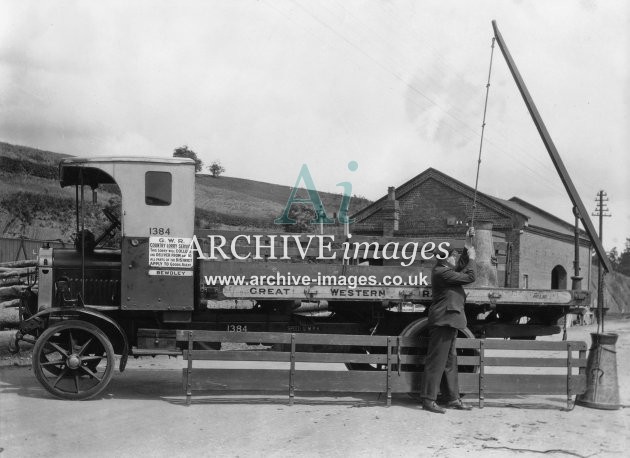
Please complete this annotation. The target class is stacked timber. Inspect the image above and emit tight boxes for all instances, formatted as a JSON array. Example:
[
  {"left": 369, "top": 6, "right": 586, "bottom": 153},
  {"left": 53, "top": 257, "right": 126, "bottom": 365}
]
[{"left": 0, "top": 259, "right": 36, "bottom": 328}]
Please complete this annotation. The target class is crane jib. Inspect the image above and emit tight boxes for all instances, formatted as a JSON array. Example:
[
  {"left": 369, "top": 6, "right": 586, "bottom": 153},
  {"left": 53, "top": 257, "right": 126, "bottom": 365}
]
[{"left": 491, "top": 20, "right": 611, "bottom": 274}]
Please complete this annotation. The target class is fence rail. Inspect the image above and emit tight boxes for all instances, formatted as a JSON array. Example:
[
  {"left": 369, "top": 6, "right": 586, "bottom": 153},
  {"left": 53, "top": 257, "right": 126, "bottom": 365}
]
[
  {"left": 175, "top": 330, "right": 587, "bottom": 408},
  {"left": 0, "top": 237, "right": 68, "bottom": 263}
]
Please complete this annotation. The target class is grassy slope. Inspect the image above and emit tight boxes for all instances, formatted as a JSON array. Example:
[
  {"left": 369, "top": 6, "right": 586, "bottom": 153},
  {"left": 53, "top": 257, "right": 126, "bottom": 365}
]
[
  {"left": 0, "top": 141, "right": 371, "bottom": 235},
  {"left": 0, "top": 141, "right": 71, "bottom": 164}
]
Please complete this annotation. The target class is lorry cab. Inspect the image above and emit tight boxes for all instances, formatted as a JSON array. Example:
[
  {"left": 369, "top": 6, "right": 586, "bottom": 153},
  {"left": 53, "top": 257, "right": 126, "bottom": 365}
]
[{"left": 38, "top": 156, "right": 196, "bottom": 312}]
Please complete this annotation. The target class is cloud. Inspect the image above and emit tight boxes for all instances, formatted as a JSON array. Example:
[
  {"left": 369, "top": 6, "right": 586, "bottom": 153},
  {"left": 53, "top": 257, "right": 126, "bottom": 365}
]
[{"left": 0, "top": 0, "right": 627, "bottom": 247}]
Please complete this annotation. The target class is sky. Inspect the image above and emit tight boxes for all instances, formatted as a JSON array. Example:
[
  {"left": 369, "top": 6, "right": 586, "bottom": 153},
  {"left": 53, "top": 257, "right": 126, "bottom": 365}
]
[{"left": 1, "top": 0, "right": 628, "bottom": 250}]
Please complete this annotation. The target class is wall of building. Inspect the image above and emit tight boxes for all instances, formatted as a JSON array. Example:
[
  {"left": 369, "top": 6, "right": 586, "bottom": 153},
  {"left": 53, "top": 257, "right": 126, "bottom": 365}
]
[
  {"left": 351, "top": 174, "right": 593, "bottom": 292},
  {"left": 356, "top": 178, "right": 515, "bottom": 236},
  {"left": 516, "top": 229, "right": 591, "bottom": 290}
]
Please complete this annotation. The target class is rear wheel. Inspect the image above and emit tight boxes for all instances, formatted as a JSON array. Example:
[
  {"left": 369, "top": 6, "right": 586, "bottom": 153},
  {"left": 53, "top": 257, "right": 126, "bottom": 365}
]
[
  {"left": 399, "top": 318, "right": 477, "bottom": 371},
  {"left": 344, "top": 346, "right": 387, "bottom": 371},
  {"left": 399, "top": 318, "right": 477, "bottom": 401},
  {"left": 32, "top": 320, "right": 115, "bottom": 400}
]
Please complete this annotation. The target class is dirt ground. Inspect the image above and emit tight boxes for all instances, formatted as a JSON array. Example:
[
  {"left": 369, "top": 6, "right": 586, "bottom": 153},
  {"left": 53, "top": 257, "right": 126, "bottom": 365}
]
[{"left": 1, "top": 320, "right": 629, "bottom": 458}]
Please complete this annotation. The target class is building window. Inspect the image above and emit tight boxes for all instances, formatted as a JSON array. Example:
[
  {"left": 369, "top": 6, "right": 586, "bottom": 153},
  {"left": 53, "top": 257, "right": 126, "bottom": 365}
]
[
  {"left": 551, "top": 265, "right": 567, "bottom": 289},
  {"left": 145, "top": 171, "right": 172, "bottom": 206},
  {"left": 522, "top": 274, "right": 529, "bottom": 289}
]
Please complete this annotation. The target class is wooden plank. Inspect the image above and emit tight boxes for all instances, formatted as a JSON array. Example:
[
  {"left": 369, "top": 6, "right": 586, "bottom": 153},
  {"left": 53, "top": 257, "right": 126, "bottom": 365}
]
[
  {"left": 184, "top": 368, "right": 289, "bottom": 391},
  {"left": 176, "top": 330, "right": 389, "bottom": 347},
  {"left": 295, "top": 352, "right": 387, "bottom": 364},
  {"left": 133, "top": 348, "right": 182, "bottom": 356},
  {"left": 185, "top": 350, "right": 481, "bottom": 366},
  {"left": 184, "top": 350, "right": 290, "bottom": 362},
  {"left": 294, "top": 333, "right": 389, "bottom": 346},
  {"left": 184, "top": 350, "right": 392, "bottom": 364},
  {"left": 396, "top": 355, "right": 480, "bottom": 366},
  {"left": 482, "top": 340, "right": 587, "bottom": 351},
  {"left": 391, "top": 372, "right": 480, "bottom": 394},
  {"left": 222, "top": 284, "right": 582, "bottom": 306},
  {"left": 398, "top": 336, "right": 481, "bottom": 348},
  {"left": 391, "top": 373, "right": 586, "bottom": 395},
  {"left": 293, "top": 370, "right": 386, "bottom": 393},
  {"left": 175, "top": 330, "right": 292, "bottom": 344},
  {"left": 483, "top": 374, "right": 586, "bottom": 395},
  {"left": 483, "top": 357, "right": 587, "bottom": 368}
]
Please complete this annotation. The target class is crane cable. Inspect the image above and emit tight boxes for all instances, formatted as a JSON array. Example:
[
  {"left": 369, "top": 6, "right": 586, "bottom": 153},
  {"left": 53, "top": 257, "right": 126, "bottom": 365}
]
[{"left": 470, "top": 37, "right": 496, "bottom": 232}]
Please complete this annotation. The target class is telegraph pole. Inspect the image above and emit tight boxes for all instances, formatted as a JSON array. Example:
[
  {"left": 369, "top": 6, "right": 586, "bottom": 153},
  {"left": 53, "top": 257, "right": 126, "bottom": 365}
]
[{"left": 592, "top": 190, "right": 611, "bottom": 331}]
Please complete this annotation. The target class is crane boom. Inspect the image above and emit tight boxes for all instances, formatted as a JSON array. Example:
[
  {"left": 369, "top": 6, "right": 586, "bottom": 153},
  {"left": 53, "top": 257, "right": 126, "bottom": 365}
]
[{"left": 492, "top": 20, "right": 611, "bottom": 273}]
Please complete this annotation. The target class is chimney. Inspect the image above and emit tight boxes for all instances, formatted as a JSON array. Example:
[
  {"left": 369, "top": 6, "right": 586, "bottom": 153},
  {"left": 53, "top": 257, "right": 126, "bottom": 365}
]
[{"left": 382, "top": 186, "right": 399, "bottom": 237}]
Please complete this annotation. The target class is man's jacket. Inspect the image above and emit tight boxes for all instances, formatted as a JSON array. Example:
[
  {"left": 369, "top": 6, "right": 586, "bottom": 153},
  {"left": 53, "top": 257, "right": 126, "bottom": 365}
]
[{"left": 428, "top": 256, "right": 476, "bottom": 330}]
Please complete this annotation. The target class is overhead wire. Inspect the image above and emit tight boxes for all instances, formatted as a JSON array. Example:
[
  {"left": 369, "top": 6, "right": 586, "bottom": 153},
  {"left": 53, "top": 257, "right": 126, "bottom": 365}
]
[
  {"left": 354, "top": 2, "right": 593, "bottom": 193},
  {"left": 471, "top": 37, "right": 496, "bottom": 228},
  {"left": 266, "top": 1, "right": 572, "bottom": 196},
  {"left": 303, "top": 2, "right": 569, "bottom": 195}
]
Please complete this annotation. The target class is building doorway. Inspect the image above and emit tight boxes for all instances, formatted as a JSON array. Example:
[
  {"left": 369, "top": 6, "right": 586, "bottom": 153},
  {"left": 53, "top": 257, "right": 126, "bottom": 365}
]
[{"left": 551, "top": 265, "right": 567, "bottom": 289}]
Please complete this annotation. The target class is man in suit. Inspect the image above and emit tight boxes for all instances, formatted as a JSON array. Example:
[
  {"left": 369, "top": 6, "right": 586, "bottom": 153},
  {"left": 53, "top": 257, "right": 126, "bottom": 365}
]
[{"left": 420, "top": 232, "right": 476, "bottom": 413}]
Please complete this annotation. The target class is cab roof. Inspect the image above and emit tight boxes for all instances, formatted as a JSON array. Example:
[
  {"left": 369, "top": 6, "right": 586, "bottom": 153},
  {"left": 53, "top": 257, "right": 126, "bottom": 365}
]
[
  {"left": 59, "top": 156, "right": 195, "bottom": 188},
  {"left": 60, "top": 156, "right": 195, "bottom": 166}
]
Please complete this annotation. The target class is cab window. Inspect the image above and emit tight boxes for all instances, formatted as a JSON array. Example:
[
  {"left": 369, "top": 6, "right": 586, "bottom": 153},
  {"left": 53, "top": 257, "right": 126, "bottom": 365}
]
[{"left": 145, "top": 171, "right": 172, "bottom": 206}]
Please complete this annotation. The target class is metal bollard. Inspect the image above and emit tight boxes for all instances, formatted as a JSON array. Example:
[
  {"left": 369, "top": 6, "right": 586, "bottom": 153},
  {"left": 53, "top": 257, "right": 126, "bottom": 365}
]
[{"left": 576, "top": 333, "right": 620, "bottom": 410}]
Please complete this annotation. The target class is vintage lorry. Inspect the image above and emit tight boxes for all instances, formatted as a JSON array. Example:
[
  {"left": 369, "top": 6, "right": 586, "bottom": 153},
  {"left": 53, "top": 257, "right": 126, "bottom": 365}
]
[
  {"left": 11, "top": 20, "right": 611, "bottom": 401},
  {"left": 11, "top": 155, "right": 591, "bottom": 400}
]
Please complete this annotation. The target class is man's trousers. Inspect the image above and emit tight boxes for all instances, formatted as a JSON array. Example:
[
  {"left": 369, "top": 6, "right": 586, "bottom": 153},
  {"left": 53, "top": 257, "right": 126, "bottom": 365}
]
[{"left": 419, "top": 325, "right": 459, "bottom": 402}]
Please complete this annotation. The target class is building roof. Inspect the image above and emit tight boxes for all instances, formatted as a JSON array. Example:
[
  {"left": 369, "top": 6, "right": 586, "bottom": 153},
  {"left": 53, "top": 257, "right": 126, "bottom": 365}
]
[
  {"left": 498, "top": 197, "right": 587, "bottom": 238},
  {"left": 351, "top": 167, "right": 528, "bottom": 224},
  {"left": 352, "top": 167, "right": 588, "bottom": 240}
]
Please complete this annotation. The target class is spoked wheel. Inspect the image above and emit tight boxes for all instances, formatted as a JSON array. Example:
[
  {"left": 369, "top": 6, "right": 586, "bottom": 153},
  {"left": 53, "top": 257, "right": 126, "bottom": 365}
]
[
  {"left": 32, "top": 320, "right": 114, "bottom": 400},
  {"left": 399, "top": 318, "right": 477, "bottom": 372}
]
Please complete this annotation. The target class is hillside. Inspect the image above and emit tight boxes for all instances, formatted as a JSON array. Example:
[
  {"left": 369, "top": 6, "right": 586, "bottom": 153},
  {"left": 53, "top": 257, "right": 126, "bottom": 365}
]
[
  {"left": 0, "top": 141, "right": 371, "bottom": 239},
  {"left": 589, "top": 267, "right": 630, "bottom": 314}
]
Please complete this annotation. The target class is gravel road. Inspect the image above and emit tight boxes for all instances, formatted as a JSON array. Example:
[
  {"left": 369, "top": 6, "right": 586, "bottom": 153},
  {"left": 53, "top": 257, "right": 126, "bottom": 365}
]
[{"left": 1, "top": 320, "right": 629, "bottom": 457}]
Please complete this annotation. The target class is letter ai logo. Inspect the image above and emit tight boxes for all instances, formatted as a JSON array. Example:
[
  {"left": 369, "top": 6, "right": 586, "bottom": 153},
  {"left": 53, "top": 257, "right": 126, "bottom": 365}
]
[{"left": 275, "top": 161, "right": 358, "bottom": 225}]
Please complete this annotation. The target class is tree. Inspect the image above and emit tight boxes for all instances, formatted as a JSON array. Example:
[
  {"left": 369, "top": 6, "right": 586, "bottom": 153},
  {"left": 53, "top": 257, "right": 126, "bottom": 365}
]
[
  {"left": 173, "top": 145, "right": 203, "bottom": 172},
  {"left": 617, "top": 238, "right": 630, "bottom": 276},
  {"left": 282, "top": 203, "right": 316, "bottom": 233},
  {"left": 208, "top": 160, "right": 225, "bottom": 178}
]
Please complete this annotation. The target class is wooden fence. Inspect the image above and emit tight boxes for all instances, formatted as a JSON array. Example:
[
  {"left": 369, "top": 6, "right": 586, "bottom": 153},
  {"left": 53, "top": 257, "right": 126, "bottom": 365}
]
[
  {"left": 0, "top": 237, "right": 67, "bottom": 263},
  {"left": 175, "top": 330, "right": 587, "bottom": 408}
]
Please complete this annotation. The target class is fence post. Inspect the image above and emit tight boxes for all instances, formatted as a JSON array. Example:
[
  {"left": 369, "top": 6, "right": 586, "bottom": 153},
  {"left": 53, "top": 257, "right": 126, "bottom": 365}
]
[
  {"left": 186, "top": 331, "right": 193, "bottom": 406},
  {"left": 567, "top": 342, "right": 573, "bottom": 409},
  {"left": 386, "top": 336, "right": 392, "bottom": 407},
  {"left": 479, "top": 340, "right": 485, "bottom": 409},
  {"left": 289, "top": 333, "right": 296, "bottom": 406}
]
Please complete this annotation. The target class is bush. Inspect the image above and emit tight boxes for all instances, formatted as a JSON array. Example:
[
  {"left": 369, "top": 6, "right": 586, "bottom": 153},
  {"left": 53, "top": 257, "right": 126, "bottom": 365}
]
[{"left": 0, "top": 156, "right": 58, "bottom": 180}]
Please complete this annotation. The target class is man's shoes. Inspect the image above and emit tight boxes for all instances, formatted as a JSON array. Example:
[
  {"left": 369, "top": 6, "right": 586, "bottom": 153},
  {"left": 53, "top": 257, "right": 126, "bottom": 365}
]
[
  {"left": 445, "top": 399, "right": 472, "bottom": 411},
  {"left": 421, "top": 400, "right": 446, "bottom": 414}
]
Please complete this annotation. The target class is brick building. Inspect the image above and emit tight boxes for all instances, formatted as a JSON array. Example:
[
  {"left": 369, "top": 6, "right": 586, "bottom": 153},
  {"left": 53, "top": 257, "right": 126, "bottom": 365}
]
[{"left": 350, "top": 168, "right": 592, "bottom": 290}]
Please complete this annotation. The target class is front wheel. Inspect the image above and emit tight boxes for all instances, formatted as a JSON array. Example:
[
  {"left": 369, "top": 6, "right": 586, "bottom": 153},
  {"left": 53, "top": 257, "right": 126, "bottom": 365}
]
[{"left": 32, "top": 320, "right": 115, "bottom": 400}]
